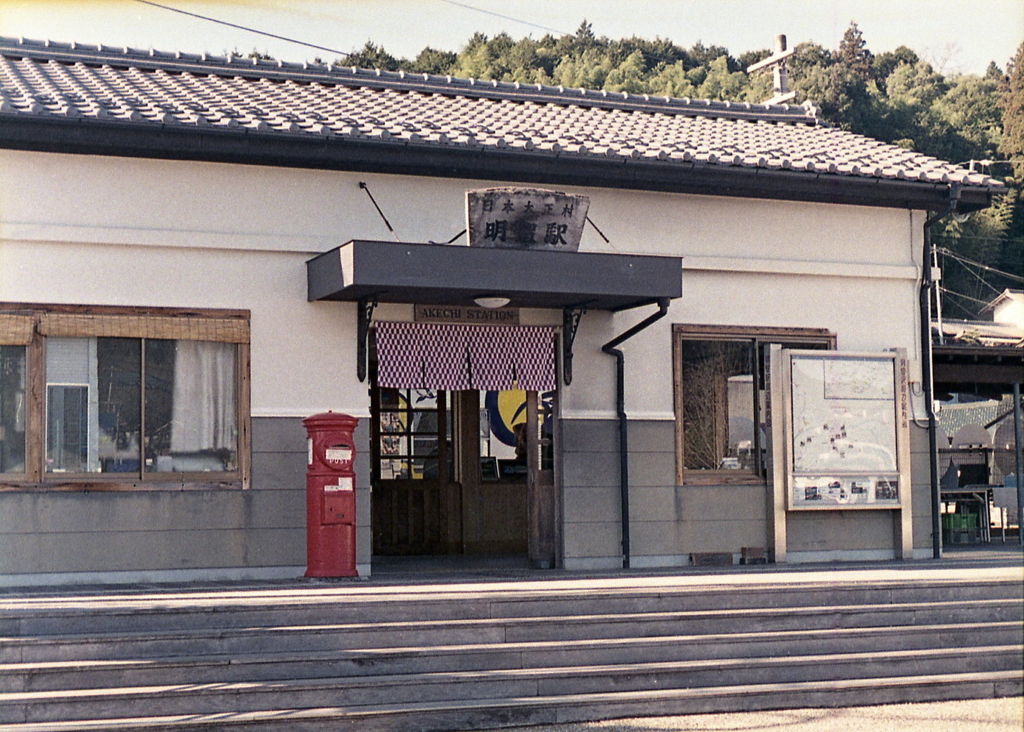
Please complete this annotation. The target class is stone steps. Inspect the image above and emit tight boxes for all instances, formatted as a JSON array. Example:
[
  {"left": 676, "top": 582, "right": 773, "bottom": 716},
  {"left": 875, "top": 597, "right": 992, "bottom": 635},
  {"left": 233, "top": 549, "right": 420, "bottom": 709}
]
[
  {"left": 2, "top": 646, "right": 1020, "bottom": 724},
  {"left": 0, "top": 672, "right": 1020, "bottom": 732},
  {"left": 3, "top": 598, "right": 1019, "bottom": 663},
  {"left": 3, "top": 620, "right": 1020, "bottom": 693},
  {"left": 0, "top": 572, "right": 1020, "bottom": 730}
]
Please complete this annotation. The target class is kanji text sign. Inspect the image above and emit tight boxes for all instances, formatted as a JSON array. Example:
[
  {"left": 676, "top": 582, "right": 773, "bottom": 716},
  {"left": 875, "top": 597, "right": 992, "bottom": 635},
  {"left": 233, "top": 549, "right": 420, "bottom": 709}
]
[{"left": 467, "top": 188, "right": 590, "bottom": 251}]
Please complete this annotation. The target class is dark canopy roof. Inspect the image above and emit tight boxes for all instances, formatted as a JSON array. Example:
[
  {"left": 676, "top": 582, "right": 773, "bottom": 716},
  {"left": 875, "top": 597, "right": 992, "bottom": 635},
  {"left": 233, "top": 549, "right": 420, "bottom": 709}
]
[{"left": 307, "top": 240, "right": 682, "bottom": 311}]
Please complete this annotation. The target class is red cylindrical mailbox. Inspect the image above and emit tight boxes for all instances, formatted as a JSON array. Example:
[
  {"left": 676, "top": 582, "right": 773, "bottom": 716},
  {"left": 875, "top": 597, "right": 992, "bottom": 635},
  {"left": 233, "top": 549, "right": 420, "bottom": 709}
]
[{"left": 303, "top": 411, "right": 359, "bottom": 578}]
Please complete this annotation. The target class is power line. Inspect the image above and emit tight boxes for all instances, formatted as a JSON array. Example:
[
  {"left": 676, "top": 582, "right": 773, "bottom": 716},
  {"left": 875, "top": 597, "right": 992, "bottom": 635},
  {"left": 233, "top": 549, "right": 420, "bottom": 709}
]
[
  {"left": 434, "top": 0, "right": 690, "bottom": 70},
  {"left": 941, "top": 254, "right": 1005, "bottom": 298},
  {"left": 938, "top": 291, "right": 982, "bottom": 319},
  {"left": 434, "top": 0, "right": 568, "bottom": 36},
  {"left": 133, "top": 0, "right": 352, "bottom": 58},
  {"left": 940, "top": 288, "right": 1000, "bottom": 308},
  {"left": 936, "top": 247, "right": 1024, "bottom": 284}
]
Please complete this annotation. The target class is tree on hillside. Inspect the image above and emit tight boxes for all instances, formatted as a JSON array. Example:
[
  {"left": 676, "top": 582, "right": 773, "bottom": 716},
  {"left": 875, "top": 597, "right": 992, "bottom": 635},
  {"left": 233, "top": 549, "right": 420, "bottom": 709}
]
[
  {"left": 932, "top": 41, "right": 1024, "bottom": 319},
  {"left": 411, "top": 47, "right": 457, "bottom": 75},
  {"left": 342, "top": 41, "right": 403, "bottom": 71},
  {"left": 871, "top": 46, "right": 919, "bottom": 91},
  {"left": 836, "top": 22, "right": 873, "bottom": 78},
  {"left": 998, "top": 41, "right": 1024, "bottom": 179}
]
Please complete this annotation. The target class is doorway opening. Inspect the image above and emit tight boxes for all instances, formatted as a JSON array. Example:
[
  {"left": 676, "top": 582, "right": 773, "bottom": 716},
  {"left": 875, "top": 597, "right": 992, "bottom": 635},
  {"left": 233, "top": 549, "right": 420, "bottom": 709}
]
[{"left": 370, "top": 386, "right": 557, "bottom": 567}]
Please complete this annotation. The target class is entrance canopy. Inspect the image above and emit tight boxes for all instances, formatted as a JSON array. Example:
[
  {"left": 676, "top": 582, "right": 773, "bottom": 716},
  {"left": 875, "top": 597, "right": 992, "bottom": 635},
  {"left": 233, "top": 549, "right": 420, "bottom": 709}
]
[{"left": 307, "top": 240, "right": 682, "bottom": 311}]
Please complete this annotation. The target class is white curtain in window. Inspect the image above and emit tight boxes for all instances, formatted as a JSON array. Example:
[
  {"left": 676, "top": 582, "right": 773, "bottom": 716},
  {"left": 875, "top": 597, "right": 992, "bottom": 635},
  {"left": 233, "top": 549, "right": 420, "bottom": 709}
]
[{"left": 170, "top": 341, "right": 236, "bottom": 453}]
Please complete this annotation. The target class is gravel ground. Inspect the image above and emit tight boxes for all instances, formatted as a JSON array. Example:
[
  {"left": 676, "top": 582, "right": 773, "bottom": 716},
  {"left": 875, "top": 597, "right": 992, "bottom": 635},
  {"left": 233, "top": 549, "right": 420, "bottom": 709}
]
[{"left": 482, "top": 697, "right": 1024, "bottom": 732}]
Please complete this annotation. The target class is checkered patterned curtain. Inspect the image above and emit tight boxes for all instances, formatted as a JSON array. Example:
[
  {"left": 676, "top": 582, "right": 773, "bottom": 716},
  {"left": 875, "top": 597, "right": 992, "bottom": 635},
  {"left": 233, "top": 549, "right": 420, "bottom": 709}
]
[{"left": 375, "top": 321, "right": 556, "bottom": 391}]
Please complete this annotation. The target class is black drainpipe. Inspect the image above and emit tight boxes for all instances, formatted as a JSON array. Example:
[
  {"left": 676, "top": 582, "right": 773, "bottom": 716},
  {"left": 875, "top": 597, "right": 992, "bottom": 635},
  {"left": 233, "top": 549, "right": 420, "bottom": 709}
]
[
  {"left": 602, "top": 298, "right": 671, "bottom": 569},
  {"left": 922, "top": 183, "right": 961, "bottom": 559}
]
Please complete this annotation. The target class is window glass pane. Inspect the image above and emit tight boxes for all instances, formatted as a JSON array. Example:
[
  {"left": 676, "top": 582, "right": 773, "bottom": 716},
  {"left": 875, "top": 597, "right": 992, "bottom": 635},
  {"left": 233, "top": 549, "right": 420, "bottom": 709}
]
[
  {"left": 47, "top": 384, "right": 89, "bottom": 472},
  {"left": 0, "top": 346, "right": 26, "bottom": 473},
  {"left": 409, "top": 389, "right": 437, "bottom": 410},
  {"left": 375, "top": 388, "right": 450, "bottom": 482},
  {"left": 411, "top": 410, "right": 438, "bottom": 434},
  {"left": 98, "top": 338, "right": 142, "bottom": 473},
  {"left": 412, "top": 458, "right": 438, "bottom": 480},
  {"left": 540, "top": 390, "right": 554, "bottom": 472},
  {"left": 381, "top": 435, "right": 407, "bottom": 456},
  {"left": 680, "top": 339, "right": 755, "bottom": 471},
  {"left": 146, "top": 340, "right": 237, "bottom": 472},
  {"left": 380, "top": 458, "right": 408, "bottom": 480},
  {"left": 412, "top": 435, "right": 438, "bottom": 456},
  {"left": 46, "top": 337, "right": 141, "bottom": 473}
]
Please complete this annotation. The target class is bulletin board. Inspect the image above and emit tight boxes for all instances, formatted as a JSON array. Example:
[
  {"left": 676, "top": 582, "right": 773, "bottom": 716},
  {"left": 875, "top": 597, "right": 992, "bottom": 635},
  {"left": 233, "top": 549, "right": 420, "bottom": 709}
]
[{"left": 783, "top": 351, "right": 910, "bottom": 510}]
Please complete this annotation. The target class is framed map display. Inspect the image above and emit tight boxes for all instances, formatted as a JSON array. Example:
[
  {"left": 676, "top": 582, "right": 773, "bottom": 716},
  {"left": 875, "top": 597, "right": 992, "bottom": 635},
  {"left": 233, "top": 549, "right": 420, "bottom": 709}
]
[{"left": 784, "top": 351, "right": 908, "bottom": 509}]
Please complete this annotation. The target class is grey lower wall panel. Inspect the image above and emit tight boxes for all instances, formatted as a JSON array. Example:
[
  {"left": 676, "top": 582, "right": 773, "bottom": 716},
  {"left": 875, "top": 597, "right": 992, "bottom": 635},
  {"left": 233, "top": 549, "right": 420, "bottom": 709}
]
[
  {"left": 560, "top": 418, "right": 771, "bottom": 566},
  {"left": 0, "top": 416, "right": 373, "bottom": 583},
  {"left": 786, "top": 510, "right": 898, "bottom": 553},
  {"left": 560, "top": 416, "right": 924, "bottom": 564},
  {"left": 909, "top": 424, "right": 936, "bottom": 550}
]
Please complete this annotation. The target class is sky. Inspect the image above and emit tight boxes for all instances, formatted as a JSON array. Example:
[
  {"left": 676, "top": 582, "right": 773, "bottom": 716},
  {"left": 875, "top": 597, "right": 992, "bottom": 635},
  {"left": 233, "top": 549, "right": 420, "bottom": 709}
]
[{"left": 0, "top": 0, "right": 1020, "bottom": 76}]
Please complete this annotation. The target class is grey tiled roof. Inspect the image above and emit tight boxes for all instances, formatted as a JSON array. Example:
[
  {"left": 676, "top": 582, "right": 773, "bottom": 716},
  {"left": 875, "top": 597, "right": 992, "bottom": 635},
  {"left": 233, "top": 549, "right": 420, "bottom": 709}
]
[
  {"left": 933, "top": 318, "right": 1024, "bottom": 347},
  {"left": 0, "top": 36, "right": 1002, "bottom": 190}
]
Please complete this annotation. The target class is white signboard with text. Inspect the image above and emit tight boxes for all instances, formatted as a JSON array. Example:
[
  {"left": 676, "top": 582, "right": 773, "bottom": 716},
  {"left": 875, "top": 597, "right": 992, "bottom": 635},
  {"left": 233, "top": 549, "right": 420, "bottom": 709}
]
[{"left": 783, "top": 351, "right": 909, "bottom": 510}]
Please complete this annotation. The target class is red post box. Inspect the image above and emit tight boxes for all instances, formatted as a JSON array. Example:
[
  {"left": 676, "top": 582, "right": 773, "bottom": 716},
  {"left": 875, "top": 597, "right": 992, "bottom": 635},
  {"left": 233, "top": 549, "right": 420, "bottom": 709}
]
[{"left": 303, "top": 411, "right": 359, "bottom": 578}]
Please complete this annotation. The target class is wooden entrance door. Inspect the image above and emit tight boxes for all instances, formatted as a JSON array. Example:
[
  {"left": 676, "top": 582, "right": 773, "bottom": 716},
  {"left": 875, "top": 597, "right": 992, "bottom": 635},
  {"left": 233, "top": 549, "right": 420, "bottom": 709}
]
[{"left": 370, "top": 387, "right": 461, "bottom": 555}]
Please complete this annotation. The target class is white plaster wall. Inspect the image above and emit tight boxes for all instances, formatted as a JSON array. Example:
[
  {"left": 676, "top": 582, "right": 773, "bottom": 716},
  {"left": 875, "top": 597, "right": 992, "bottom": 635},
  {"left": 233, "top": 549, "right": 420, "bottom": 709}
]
[
  {"left": 0, "top": 239, "right": 363, "bottom": 417},
  {"left": 1, "top": 149, "right": 926, "bottom": 422}
]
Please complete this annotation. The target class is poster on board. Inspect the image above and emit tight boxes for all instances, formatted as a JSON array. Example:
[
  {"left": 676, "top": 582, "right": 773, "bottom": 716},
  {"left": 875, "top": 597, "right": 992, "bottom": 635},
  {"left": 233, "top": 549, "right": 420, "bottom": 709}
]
[{"left": 787, "top": 353, "right": 904, "bottom": 509}]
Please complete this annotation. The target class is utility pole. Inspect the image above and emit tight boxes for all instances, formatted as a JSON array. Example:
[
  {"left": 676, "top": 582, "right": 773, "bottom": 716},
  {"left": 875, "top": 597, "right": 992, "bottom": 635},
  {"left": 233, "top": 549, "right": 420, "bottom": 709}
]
[{"left": 747, "top": 34, "right": 797, "bottom": 105}]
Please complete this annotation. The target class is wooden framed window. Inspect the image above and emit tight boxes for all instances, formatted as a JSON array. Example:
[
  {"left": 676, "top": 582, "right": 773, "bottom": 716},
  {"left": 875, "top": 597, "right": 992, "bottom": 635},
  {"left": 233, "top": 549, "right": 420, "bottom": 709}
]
[
  {"left": 673, "top": 324, "right": 835, "bottom": 486},
  {"left": 371, "top": 387, "right": 451, "bottom": 484},
  {"left": 0, "top": 304, "right": 250, "bottom": 491}
]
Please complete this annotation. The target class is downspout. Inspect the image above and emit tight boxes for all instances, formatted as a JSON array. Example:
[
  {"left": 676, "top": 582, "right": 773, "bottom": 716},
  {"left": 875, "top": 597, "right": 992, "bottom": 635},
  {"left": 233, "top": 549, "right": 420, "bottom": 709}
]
[
  {"left": 602, "top": 298, "right": 670, "bottom": 569},
  {"left": 921, "top": 183, "right": 961, "bottom": 559}
]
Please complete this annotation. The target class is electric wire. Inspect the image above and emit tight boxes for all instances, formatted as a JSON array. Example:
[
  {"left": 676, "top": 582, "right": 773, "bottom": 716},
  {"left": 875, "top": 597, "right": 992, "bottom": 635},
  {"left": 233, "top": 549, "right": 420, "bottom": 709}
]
[
  {"left": 940, "top": 287, "right": 1002, "bottom": 308},
  {"left": 132, "top": 0, "right": 353, "bottom": 58},
  {"left": 434, "top": 0, "right": 568, "bottom": 36},
  {"left": 941, "top": 254, "right": 1007, "bottom": 299},
  {"left": 136, "top": 0, "right": 694, "bottom": 72},
  {"left": 938, "top": 294, "right": 979, "bottom": 320},
  {"left": 936, "top": 247, "right": 1024, "bottom": 284},
  {"left": 432, "top": 0, "right": 690, "bottom": 69}
]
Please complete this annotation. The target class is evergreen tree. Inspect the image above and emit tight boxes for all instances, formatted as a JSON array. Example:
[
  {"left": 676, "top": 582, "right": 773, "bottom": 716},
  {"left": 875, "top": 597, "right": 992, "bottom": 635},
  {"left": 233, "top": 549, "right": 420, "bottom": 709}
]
[
  {"left": 836, "top": 22, "right": 873, "bottom": 78},
  {"left": 410, "top": 47, "right": 457, "bottom": 75},
  {"left": 340, "top": 41, "right": 403, "bottom": 71},
  {"left": 998, "top": 41, "right": 1024, "bottom": 179}
]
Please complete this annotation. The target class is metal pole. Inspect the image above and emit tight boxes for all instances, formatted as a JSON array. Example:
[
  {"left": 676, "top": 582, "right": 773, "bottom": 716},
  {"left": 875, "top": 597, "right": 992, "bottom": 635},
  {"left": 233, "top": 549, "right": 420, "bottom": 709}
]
[
  {"left": 601, "top": 299, "right": 670, "bottom": 569},
  {"left": 1013, "top": 382, "right": 1023, "bottom": 546},
  {"left": 921, "top": 184, "right": 960, "bottom": 559}
]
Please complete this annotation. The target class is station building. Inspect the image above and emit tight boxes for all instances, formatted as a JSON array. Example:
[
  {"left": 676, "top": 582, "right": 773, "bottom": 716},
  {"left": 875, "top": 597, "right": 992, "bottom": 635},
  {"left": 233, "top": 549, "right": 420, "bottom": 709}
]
[{"left": 0, "top": 38, "right": 1005, "bottom": 585}]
